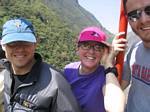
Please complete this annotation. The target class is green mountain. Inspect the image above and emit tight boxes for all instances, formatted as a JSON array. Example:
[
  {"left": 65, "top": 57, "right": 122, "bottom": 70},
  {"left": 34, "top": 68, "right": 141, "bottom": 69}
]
[
  {"left": 0, "top": 0, "right": 114, "bottom": 69},
  {"left": 43, "top": 0, "right": 113, "bottom": 37}
]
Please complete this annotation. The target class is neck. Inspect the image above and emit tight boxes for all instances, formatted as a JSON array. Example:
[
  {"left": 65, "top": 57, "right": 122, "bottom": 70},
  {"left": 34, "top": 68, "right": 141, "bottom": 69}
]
[
  {"left": 143, "top": 41, "right": 150, "bottom": 48},
  {"left": 79, "top": 65, "right": 98, "bottom": 75},
  {"left": 12, "top": 59, "right": 36, "bottom": 75}
]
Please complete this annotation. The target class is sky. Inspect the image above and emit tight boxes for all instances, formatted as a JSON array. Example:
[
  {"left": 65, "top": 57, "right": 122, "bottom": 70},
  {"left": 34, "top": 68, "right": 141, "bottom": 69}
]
[{"left": 78, "top": 0, "right": 124, "bottom": 34}]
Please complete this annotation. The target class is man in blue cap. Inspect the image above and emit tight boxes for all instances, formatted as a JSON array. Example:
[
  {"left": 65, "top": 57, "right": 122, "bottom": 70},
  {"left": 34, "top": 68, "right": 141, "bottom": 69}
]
[{"left": 0, "top": 18, "right": 81, "bottom": 112}]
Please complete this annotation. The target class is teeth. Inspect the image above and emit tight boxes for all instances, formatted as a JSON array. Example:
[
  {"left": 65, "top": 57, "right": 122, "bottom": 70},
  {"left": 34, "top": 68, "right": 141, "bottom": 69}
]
[
  {"left": 142, "top": 27, "right": 150, "bottom": 30},
  {"left": 17, "top": 56, "right": 24, "bottom": 58},
  {"left": 87, "top": 56, "right": 94, "bottom": 60},
  {"left": 15, "top": 55, "right": 25, "bottom": 58}
]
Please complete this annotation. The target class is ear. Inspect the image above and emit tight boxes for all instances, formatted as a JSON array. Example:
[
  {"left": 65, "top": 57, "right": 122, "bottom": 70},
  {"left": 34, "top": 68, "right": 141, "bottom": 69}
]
[{"left": 34, "top": 42, "right": 37, "bottom": 47}]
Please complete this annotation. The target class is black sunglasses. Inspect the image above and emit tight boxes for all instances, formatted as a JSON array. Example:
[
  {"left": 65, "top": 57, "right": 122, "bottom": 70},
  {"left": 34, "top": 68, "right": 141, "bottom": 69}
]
[
  {"left": 127, "top": 5, "right": 150, "bottom": 22},
  {"left": 78, "top": 42, "right": 105, "bottom": 52}
]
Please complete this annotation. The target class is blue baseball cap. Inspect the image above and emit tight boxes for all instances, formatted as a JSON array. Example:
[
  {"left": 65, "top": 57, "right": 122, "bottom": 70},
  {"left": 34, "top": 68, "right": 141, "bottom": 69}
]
[{"left": 1, "top": 18, "right": 36, "bottom": 45}]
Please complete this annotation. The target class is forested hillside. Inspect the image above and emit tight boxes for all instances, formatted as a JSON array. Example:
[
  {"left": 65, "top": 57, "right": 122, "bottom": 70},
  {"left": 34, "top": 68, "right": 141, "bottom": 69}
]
[{"left": 0, "top": 0, "right": 114, "bottom": 69}]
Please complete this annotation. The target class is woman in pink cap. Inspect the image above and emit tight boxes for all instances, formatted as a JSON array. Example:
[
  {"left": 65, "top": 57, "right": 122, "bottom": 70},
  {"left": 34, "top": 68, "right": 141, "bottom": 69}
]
[{"left": 64, "top": 26, "right": 127, "bottom": 112}]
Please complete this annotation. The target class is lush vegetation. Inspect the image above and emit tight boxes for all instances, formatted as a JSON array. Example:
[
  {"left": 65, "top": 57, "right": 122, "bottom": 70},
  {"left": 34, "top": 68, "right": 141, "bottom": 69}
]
[
  {"left": 0, "top": 0, "right": 114, "bottom": 70},
  {"left": 0, "top": 0, "right": 80, "bottom": 70}
]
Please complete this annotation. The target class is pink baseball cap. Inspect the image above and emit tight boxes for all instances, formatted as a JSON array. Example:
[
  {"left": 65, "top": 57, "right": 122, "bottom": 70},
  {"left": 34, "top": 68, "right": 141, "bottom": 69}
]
[{"left": 78, "top": 26, "right": 109, "bottom": 46}]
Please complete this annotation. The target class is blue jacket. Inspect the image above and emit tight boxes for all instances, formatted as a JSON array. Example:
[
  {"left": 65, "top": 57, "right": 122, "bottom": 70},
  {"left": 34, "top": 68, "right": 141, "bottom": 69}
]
[{"left": 1, "top": 53, "right": 81, "bottom": 112}]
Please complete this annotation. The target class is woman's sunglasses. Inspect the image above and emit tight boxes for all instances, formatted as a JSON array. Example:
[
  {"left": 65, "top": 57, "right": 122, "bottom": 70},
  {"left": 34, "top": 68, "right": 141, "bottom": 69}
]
[{"left": 127, "top": 5, "right": 150, "bottom": 22}]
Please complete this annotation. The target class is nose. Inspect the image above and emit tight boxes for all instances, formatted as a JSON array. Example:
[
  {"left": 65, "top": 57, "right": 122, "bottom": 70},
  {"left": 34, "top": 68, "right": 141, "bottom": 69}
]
[
  {"left": 88, "top": 47, "right": 95, "bottom": 53},
  {"left": 15, "top": 45, "right": 25, "bottom": 51}
]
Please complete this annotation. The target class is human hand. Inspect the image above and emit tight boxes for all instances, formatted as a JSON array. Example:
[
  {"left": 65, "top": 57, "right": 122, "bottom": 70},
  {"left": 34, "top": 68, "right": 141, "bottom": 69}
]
[
  {"left": 101, "top": 47, "right": 113, "bottom": 68},
  {"left": 101, "top": 32, "right": 127, "bottom": 68},
  {"left": 111, "top": 32, "right": 127, "bottom": 56}
]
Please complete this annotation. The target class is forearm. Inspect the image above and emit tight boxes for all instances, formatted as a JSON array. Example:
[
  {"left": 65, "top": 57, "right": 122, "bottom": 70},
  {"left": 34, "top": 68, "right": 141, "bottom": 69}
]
[
  {"left": 102, "top": 34, "right": 127, "bottom": 112},
  {"left": 104, "top": 73, "right": 125, "bottom": 112}
]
